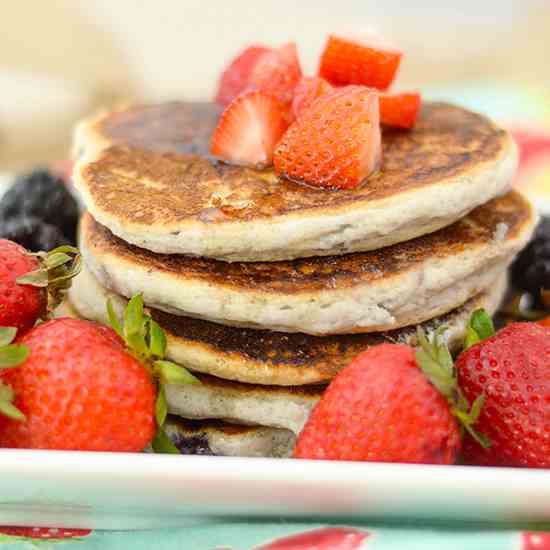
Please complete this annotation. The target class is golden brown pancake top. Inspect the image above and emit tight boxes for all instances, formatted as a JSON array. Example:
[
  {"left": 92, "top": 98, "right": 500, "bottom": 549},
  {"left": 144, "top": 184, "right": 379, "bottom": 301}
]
[
  {"left": 82, "top": 191, "right": 530, "bottom": 295},
  {"left": 81, "top": 101, "right": 510, "bottom": 227}
]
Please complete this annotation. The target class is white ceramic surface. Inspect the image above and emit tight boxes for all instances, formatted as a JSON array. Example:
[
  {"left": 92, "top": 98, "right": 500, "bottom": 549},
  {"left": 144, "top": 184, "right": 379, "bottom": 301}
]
[{"left": 1, "top": 450, "right": 550, "bottom": 530}]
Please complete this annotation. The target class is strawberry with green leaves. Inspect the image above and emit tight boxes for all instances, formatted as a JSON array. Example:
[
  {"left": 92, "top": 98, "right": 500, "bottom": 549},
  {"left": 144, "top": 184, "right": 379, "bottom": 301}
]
[
  {"left": 0, "top": 295, "right": 198, "bottom": 453},
  {"left": 106, "top": 295, "right": 200, "bottom": 452},
  {"left": 457, "top": 319, "right": 550, "bottom": 468},
  {"left": 0, "top": 239, "right": 80, "bottom": 335},
  {"left": 0, "top": 327, "right": 29, "bottom": 422},
  {"left": 294, "top": 314, "right": 491, "bottom": 464}
]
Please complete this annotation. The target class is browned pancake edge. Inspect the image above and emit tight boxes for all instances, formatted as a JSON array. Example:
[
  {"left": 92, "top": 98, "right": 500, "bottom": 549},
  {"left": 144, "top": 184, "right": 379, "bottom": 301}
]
[
  {"left": 78, "top": 101, "right": 512, "bottom": 229},
  {"left": 81, "top": 191, "right": 532, "bottom": 296}
]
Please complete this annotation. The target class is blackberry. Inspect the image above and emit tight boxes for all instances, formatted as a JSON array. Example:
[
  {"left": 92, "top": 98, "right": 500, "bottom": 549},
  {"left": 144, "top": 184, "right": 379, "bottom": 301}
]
[
  {"left": 0, "top": 168, "right": 79, "bottom": 244},
  {"left": 510, "top": 216, "right": 550, "bottom": 301},
  {"left": 0, "top": 216, "right": 68, "bottom": 252}
]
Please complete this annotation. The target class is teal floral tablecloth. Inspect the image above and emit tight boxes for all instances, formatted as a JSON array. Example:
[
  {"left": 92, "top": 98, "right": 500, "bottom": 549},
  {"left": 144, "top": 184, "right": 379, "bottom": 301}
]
[
  {"left": 5, "top": 522, "right": 550, "bottom": 550},
  {"left": 0, "top": 522, "right": 550, "bottom": 550},
  {"left": 2, "top": 86, "right": 550, "bottom": 550}
]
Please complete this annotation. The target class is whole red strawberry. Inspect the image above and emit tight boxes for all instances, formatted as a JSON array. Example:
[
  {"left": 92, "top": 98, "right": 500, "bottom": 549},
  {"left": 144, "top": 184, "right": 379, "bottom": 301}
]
[
  {"left": 0, "top": 239, "right": 46, "bottom": 335},
  {"left": 215, "top": 45, "right": 270, "bottom": 106},
  {"left": 274, "top": 86, "right": 381, "bottom": 189},
  {"left": 457, "top": 322, "right": 550, "bottom": 468},
  {"left": 0, "top": 318, "right": 156, "bottom": 451},
  {"left": 293, "top": 344, "right": 461, "bottom": 464},
  {"left": 292, "top": 76, "right": 333, "bottom": 119}
]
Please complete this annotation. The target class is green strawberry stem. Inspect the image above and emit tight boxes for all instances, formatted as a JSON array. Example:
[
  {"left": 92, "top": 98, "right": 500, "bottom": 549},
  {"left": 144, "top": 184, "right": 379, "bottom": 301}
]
[
  {"left": 151, "top": 427, "right": 179, "bottom": 454},
  {"left": 0, "top": 327, "right": 27, "bottom": 421},
  {"left": 0, "top": 383, "right": 25, "bottom": 421},
  {"left": 415, "top": 315, "right": 491, "bottom": 449},
  {"left": 107, "top": 294, "right": 200, "bottom": 454},
  {"left": 16, "top": 245, "right": 82, "bottom": 313},
  {"left": 463, "top": 309, "right": 496, "bottom": 351}
]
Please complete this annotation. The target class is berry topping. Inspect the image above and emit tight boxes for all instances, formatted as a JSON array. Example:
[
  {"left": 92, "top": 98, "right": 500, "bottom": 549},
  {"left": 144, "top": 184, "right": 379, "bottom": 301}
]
[
  {"left": 0, "top": 318, "right": 157, "bottom": 451},
  {"left": 0, "top": 169, "right": 79, "bottom": 246},
  {"left": 380, "top": 91, "right": 422, "bottom": 129},
  {"left": 0, "top": 295, "right": 199, "bottom": 452},
  {"left": 0, "top": 327, "right": 28, "bottom": 422},
  {"left": 215, "top": 45, "right": 270, "bottom": 107},
  {"left": 274, "top": 86, "right": 381, "bottom": 189},
  {"left": 291, "top": 76, "right": 333, "bottom": 120},
  {"left": 318, "top": 33, "right": 403, "bottom": 90},
  {"left": 247, "top": 43, "right": 303, "bottom": 110},
  {"left": 0, "top": 216, "right": 68, "bottom": 252},
  {"left": 210, "top": 90, "right": 289, "bottom": 168},
  {"left": 293, "top": 343, "right": 461, "bottom": 463},
  {"left": 0, "top": 239, "right": 47, "bottom": 335},
  {"left": 457, "top": 322, "right": 550, "bottom": 468},
  {"left": 511, "top": 217, "right": 550, "bottom": 305}
]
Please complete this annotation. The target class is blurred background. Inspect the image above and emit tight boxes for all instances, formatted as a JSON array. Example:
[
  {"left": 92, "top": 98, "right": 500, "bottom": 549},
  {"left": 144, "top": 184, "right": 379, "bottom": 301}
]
[{"left": 1, "top": 0, "right": 549, "bottom": 206}]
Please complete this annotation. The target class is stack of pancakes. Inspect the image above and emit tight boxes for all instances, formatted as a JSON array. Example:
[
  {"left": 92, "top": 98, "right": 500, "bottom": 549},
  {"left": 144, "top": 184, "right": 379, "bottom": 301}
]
[{"left": 68, "top": 101, "right": 538, "bottom": 458}]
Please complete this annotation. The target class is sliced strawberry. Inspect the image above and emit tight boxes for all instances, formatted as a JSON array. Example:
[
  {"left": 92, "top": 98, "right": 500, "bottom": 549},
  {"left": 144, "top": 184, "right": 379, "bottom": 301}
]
[
  {"left": 210, "top": 90, "right": 288, "bottom": 168},
  {"left": 215, "top": 45, "right": 271, "bottom": 106},
  {"left": 319, "top": 33, "right": 403, "bottom": 90},
  {"left": 380, "top": 91, "right": 421, "bottom": 129},
  {"left": 274, "top": 86, "right": 381, "bottom": 189},
  {"left": 247, "top": 43, "right": 302, "bottom": 109},
  {"left": 292, "top": 76, "right": 333, "bottom": 119}
]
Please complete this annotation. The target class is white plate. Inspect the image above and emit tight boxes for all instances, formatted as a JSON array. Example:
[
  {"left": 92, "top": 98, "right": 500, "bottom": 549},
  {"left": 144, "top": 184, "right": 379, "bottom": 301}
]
[{"left": 2, "top": 450, "right": 550, "bottom": 529}]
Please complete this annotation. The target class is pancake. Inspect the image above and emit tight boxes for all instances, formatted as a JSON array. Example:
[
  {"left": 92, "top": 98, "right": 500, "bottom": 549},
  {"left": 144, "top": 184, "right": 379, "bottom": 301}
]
[
  {"left": 165, "top": 373, "right": 323, "bottom": 434},
  {"left": 69, "top": 263, "right": 507, "bottom": 386},
  {"left": 73, "top": 101, "right": 517, "bottom": 262},
  {"left": 79, "top": 191, "right": 536, "bottom": 335},
  {"left": 163, "top": 417, "right": 294, "bottom": 458}
]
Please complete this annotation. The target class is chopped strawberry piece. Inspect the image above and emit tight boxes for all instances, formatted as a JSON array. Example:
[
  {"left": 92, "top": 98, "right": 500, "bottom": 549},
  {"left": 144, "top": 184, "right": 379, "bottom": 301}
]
[
  {"left": 215, "top": 45, "right": 271, "bottom": 106},
  {"left": 292, "top": 76, "right": 333, "bottom": 119},
  {"left": 210, "top": 90, "right": 289, "bottom": 168},
  {"left": 247, "top": 43, "right": 302, "bottom": 109},
  {"left": 319, "top": 33, "right": 403, "bottom": 90},
  {"left": 274, "top": 86, "right": 381, "bottom": 189},
  {"left": 380, "top": 91, "right": 421, "bottom": 129}
]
